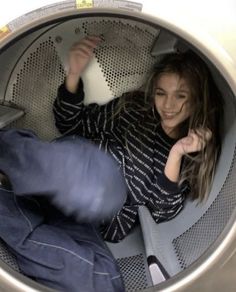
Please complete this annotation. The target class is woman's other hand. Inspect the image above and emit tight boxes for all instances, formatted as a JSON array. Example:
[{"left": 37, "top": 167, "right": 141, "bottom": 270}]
[
  {"left": 66, "top": 36, "right": 101, "bottom": 93},
  {"left": 172, "top": 128, "right": 212, "bottom": 157},
  {"left": 164, "top": 128, "right": 212, "bottom": 182}
]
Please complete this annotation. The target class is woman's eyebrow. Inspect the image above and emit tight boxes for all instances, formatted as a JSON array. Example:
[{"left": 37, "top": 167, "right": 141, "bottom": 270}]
[
  {"left": 176, "top": 89, "right": 190, "bottom": 94},
  {"left": 155, "top": 88, "right": 189, "bottom": 93}
]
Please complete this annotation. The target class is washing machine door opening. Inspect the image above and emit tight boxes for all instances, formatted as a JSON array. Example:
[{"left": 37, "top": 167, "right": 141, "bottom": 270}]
[{"left": 0, "top": 10, "right": 236, "bottom": 292}]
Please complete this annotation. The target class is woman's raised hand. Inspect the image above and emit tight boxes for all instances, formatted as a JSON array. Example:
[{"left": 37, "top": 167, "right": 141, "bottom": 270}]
[
  {"left": 66, "top": 36, "right": 101, "bottom": 93},
  {"left": 68, "top": 36, "right": 101, "bottom": 76},
  {"left": 172, "top": 128, "right": 212, "bottom": 157}
]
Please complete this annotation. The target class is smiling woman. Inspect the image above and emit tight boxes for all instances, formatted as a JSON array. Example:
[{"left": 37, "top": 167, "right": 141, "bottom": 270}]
[
  {"left": 145, "top": 51, "right": 223, "bottom": 201},
  {"left": 53, "top": 39, "right": 223, "bottom": 244}
]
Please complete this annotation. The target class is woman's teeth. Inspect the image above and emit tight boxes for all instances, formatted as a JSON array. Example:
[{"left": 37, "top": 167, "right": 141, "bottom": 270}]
[{"left": 163, "top": 112, "right": 177, "bottom": 118}]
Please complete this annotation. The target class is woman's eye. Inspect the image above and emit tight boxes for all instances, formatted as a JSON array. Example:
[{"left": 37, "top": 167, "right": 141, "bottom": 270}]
[
  {"left": 177, "top": 95, "right": 187, "bottom": 99},
  {"left": 155, "top": 91, "right": 165, "bottom": 96}
]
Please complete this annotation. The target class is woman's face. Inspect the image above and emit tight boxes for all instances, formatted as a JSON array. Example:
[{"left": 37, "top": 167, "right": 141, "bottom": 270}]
[{"left": 154, "top": 73, "right": 192, "bottom": 138}]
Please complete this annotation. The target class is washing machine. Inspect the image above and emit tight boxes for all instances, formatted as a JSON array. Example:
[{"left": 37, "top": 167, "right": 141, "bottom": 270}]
[{"left": 0, "top": 0, "right": 236, "bottom": 291}]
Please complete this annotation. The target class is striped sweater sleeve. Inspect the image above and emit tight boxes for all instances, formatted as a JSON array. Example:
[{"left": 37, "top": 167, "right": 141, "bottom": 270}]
[
  {"left": 148, "top": 174, "right": 188, "bottom": 224},
  {"left": 53, "top": 80, "right": 119, "bottom": 137},
  {"left": 102, "top": 175, "right": 188, "bottom": 242}
]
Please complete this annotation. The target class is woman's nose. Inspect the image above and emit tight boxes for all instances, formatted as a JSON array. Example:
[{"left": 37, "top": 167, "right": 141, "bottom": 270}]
[{"left": 163, "top": 96, "right": 174, "bottom": 109}]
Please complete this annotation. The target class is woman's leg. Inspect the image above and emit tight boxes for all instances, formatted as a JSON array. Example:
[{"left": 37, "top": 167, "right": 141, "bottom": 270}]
[{"left": 0, "top": 187, "right": 124, "bottom": 291}]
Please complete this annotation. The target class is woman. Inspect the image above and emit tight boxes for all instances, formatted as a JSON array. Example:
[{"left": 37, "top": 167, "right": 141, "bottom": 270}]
[{"left": 53, "top": 36, "right": 223, "bottom": 242}]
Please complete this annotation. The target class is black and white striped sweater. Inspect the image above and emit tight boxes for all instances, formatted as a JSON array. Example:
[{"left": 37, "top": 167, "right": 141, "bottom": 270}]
[{"left": 53, "top": 80, "right": 188, "bottom": 242}]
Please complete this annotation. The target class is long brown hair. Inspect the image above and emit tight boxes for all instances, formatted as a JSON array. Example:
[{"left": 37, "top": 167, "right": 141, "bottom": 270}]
[{"left": 116, "top": 51, "right": 224, "bottom": 202}]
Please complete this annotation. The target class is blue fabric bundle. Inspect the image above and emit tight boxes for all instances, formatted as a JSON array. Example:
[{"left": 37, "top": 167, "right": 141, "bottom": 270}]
[{"left": 0, "top": 129, "right": 127, "bottom": 223}]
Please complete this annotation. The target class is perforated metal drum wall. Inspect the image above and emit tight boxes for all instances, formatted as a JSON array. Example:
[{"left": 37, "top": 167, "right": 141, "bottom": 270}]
[
  {"left": 173, "top": 144, "right": 236, "bottom": 269},
  {"left": 117, "top": 254, "right": 148, "bottom": 291},
  {"left": 5, "top": 16, "right": 158, "bottom": 140},
  {"left": 81, "top": 18, "right": 157, "bottom": 96},
  {"left": 0, "top": 240, "right": 19, "bottom": 272},
  {"left": 9, "top": 37, "right": 65, "bottom": 140}
]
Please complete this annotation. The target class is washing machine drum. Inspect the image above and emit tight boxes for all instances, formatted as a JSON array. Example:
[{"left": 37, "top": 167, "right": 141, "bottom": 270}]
[{"left": 0, "top": 10, "right": 236, "bottom": 292}]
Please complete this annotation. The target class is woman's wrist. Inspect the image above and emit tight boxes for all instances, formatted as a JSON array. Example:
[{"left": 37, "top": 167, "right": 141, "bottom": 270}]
[
  {"left": 65, "top": 73, "right": 81, "bottom": 94},
  {"left": 170, "top": 143, "right": 186, "bottom": 158},
  {"left": 169, "top": 146, "right": 184, "bottom": 160},
  {"left": 164, "top": 148, "right": 183, "bottom": 183}
]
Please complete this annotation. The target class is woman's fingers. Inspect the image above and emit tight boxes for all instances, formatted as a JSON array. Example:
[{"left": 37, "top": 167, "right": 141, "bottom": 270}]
[
  {"left": 67, "top": 35, "right": 101, "bottom": 76},
  {"left": 190, "top": 128, "right": 212, "bottom": 144},
  {"left": 190, "top": 128, "right": 212, "bottom": 141},
  {"left": 173, "top": 127, "right": 212, "bottom": 156},
  {"left": 71, "top": 44, "right": 94, "bottom": 57},
  {"left": 71, "top": 36, "right": 101, "bottom": 52},
  {"left": 186, "top": 128, "right": 212, "bottom": 152}
]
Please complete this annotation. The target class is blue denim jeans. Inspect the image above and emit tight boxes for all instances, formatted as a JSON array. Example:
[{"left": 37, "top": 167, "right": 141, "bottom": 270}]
[
  {"left": 0, "top": 187, "right": 124, "bottom": 291},
  {"left": 0, "top": 128, "right": 126, "bottom": 291}
]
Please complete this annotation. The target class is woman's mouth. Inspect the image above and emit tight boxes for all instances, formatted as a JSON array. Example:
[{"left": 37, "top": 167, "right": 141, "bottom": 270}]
[{"left": 162, "top": 112, "right": 178, "bottom": 119}]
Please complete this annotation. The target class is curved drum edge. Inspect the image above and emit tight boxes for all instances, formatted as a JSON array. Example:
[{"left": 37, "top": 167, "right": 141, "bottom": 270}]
[{"left": 0, "top": 1, "right": 236, "bottom": 291}]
